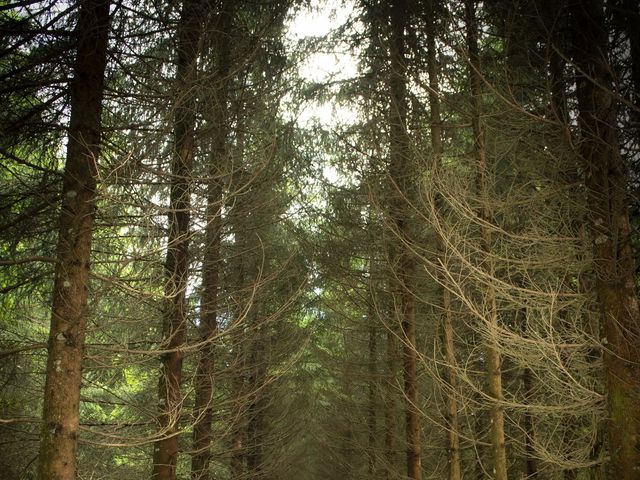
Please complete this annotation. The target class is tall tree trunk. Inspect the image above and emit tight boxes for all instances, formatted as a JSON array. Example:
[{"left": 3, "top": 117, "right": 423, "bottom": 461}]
[
  {"left": 367, "top": 273, "right": 378, "bottom": 477},
  {"left": 423, "top": 2, "right": 461, "bottom": 479},
  {"left": 245, "top": 254, "right": 269, "bottom": 479},
  {"left": 385, "top": 322, "right": 398, "bottom": 480},
  {"left": 611, "top": 0, "right": 640, "bottom": 139},
  {"left": 521, "top": 338, "right": 537, "bottom": 478},
  {"left": 570, "top": 1, "right": 640, "bottom": 478},
  {"left": 37, "top": 1, "right": 110, "bottom": 478},
  {"left": 387, "top": 0, "right": 421, "bottom": 478},
  {"left": 229, "top": 185, "right": 252, "bottom": 480},
  {"left": 191, "top": 179, "right": 221, "bottom": 480},
  {"left": 191, "top": 3, "right": 233, "bottom": 479},
  {"left": 153, "top": 0, "right": 204, "bottom": 477},
  {"left": 465, "top": 2, "right": 508, "bottom": 479},
  {"left": 246, "top": 336, "right": 267, "bottom": 477}
]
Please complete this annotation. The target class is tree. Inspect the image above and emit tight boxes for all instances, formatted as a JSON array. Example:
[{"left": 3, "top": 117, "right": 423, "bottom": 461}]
[
  {"left": 37, "top": 1, "right": 111, "bottom": 478},
  {"left": 385, "top": 1, "right": 422, "bottom": 477},
  {"left": 191, "top": 2, "right": 234, "bottom": 479},
  {"left": 152, "top": 0, "right": 206, "bottom": 477},
  {"left": 0, "top": 0, "right": 638, "bottom": 478},
  {"left": 422, "top": 1, "right": 461, "bottom": 477},
  {"left": 571, "top": 0, "right": 640, "bottom": 477},
  {"left": 464, "top": 2, "right": 508, "bottom": 478}
]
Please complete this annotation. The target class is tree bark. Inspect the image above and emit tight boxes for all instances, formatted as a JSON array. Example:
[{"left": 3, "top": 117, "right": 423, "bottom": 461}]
[
  {"left": 522, "top": 359, "right": 537, "bottom": 478},
  {"left": 570, "top": 1, "right": 640, "bottom": 478},
  {"left": 229, "top": 184, "right": 252, "bottom": 480},
  {"left": 37, "top": 1, "right": 110, "bottom": 478},
  {"left": 423, "top": 1, "right": 462, "bottom": 478},
  {"left": 387, "top": 0, "right": 421, "bottom": 478},
  {"left": 367, "top": 273, "right": 378, "bottom": 477},
  {"left": 191, "top": 3, "right": 233, "bottom": 479},
  {"left": 611, "top": 0, "right": 640, "bottom": 137},
  {"left": 465, "top": 1, "right": 508, "bottom": 479},
  {"left": 385, "top": 322, "right": 398, "bottom": 480},
  {"left": 246, "top": 337, "right": 267, "bottom": 477},
  {"left": 153, "top": 0, "right": 205, "bottom": 477}
]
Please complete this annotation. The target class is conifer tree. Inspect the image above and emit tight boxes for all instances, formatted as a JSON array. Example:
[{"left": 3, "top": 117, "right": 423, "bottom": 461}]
[{"left": 37, "top": 1, "right": 111, "bottom": 478}]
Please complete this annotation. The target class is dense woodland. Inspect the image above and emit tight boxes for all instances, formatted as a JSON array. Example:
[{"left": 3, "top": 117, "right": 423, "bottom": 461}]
[{"left": 1, "top": 0, "right": 639, "bottom": 479}]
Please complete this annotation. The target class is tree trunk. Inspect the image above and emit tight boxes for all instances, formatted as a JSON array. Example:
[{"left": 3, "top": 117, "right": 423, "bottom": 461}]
[
  {"left": 387, "top": 0, "right": 421, "bottom": 478},
  {"left": 246, "top": 337, "right": 267, "bottom": 477},
  {"left": 424, "top": 2, "right": 462, "bottom": 478},
  {"left": 367, "top": 280, "right": 378, "bottom": 477},
  {"left": 442, "top": 288, "right": 461, "bottom": 480},
  {"left": 246, "top": 278, "right": 268, "bottom": 478},
  {"left": 229, "top": 186, "right": 252, "bottom": 480},
  {"left": 611, "top": 0, "right": 640, "bottom": 138},
  {"left": 37, "top": 1, "right": 110, "bottom": 478},
  {"left": 191, "top": 178, "right": 221, "bottom": 480},
  {"left": 571, "top": 1, "right": 640, "bottom": 478},
  {"left": 465, "top": 2, "right": 508, "bottom": 479},
  {"left": 522, "top": 362, "right": 537, "bottom": 477},
  {"left": 153, "top": 0, "right": 205, "bottom": 477},
  {"left": 191, "top": 3, "right": 233, "bottom": 479},
  {"left": 385, "top": 325, "right": 398, "bottom": 480}
]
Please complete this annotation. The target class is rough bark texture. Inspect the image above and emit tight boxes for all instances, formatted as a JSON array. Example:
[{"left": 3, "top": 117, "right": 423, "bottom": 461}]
[
  {"left": 152, "top": 0, "right": 204, "bottom": 477},
  {"left": 388, "top": 1, "right": 421, "bottom": 478},
  {"left": 571, "top": 1, "right": 640, "bottom": 478},
  {"left": 37, "top": 1, "right": 110, "bottom": 478},
  {"left": 465, "top": 2, "right": 508, "bottom": 479},
  {"left": 191, "top": 3, "right": 233, "bottom": 479}
]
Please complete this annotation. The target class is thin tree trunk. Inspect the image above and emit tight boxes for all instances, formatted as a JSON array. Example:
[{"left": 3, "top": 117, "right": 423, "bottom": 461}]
[
  {"left": 385, "top": 323, "right": 398, "bottom": 480},
  {"left": 547, "top": 16, "right": 596, "bottom": 479},
  {"left": 230, "top": 324, "right": 246, "bottom": 479},
  {"left": 611, "top": 0, "right": 640, "bottom": 136},
  {"left": 571, "top": 1, "right": 640, "bottom": 477},
  {"left": 191, "top": 3, "right": 234, "bottom": 479},
  {"left": 368, "top": 283, "right": 378, "bottom": 477},
  {"left": 441, "top": 288, "right": 461, "bottom": 480},
  {"left": 246, "top": 339, "right": 266, "bottom": 477},
  {"left": 465, "top": 2, "right": 508, "bottom": 479},
  {"left": 37, "top": 1, "right": 110, "bottom": 478},
  {"left": 191, "top": 177, "right": 221, "bottom": 480},
  {"left": 522, "top": 360, "right": 537, "bottom": 477},
  {"left": 389, "top": 0, "right": 422, "bottom": 480},
  {"left": 474, "top": 405, "right": 485, "bottom": 480},
  {"left": 153, "top": 0, "right": 205, "bottom": 477},
  {"left": 229, "top": 189, "right": 251, "bottom": 480},
  {"left": 387, "top": 1, "right": 421, "bottom": 478},
  {"left": 424, "top": 2, "right": 462, "bottom": 478}
]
